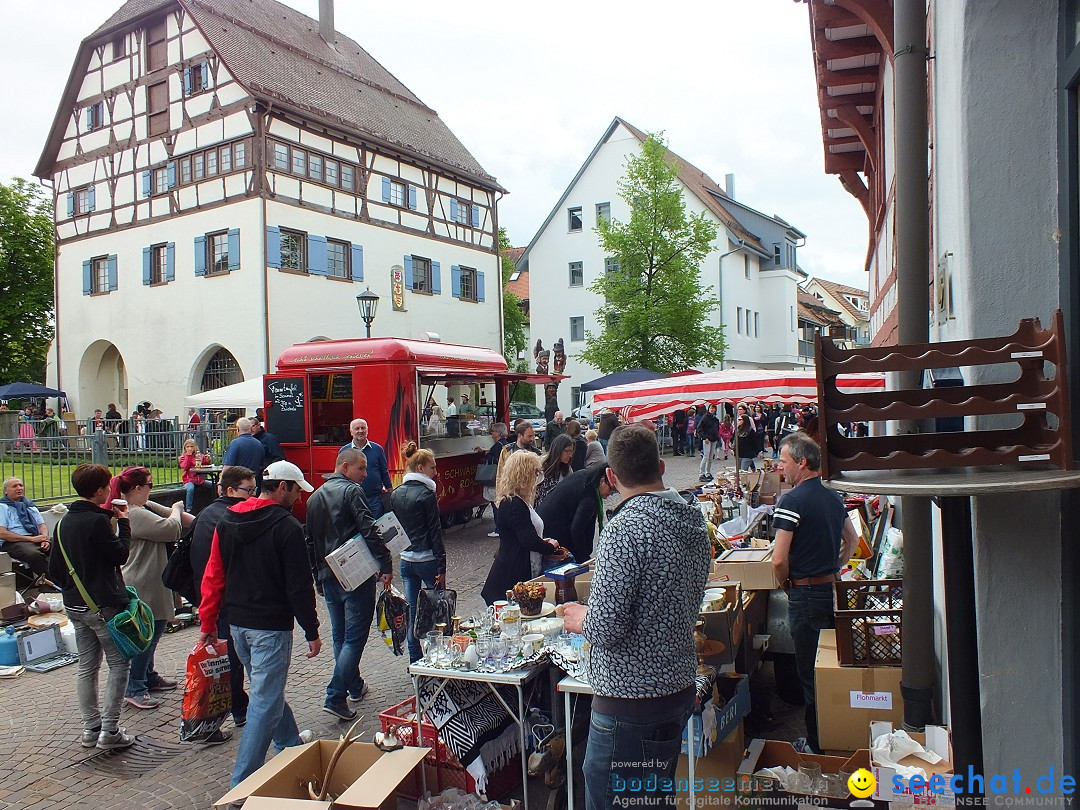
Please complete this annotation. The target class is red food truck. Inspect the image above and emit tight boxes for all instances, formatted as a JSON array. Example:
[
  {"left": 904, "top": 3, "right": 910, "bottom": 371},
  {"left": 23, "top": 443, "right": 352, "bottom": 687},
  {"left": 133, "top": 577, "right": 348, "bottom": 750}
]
[{"left": 264, "top": 337, "right": 562, "bottom": 523}]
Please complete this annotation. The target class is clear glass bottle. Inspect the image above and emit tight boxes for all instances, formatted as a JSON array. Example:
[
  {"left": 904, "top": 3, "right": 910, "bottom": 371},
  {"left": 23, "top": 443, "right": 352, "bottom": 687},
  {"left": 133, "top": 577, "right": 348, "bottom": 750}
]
[{"left": 501, "top": 590, "right": 522, "bottom": 639}]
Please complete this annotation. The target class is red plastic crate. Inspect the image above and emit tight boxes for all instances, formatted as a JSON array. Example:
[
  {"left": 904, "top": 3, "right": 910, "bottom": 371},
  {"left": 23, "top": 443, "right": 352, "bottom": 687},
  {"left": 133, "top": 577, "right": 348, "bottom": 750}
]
[{"left": 379, "top": 695, "right": 453, "bottom": 762}]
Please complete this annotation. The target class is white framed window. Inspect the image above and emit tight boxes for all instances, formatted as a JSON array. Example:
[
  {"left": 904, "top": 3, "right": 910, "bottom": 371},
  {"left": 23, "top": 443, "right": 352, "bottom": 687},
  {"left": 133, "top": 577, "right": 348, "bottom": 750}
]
[
  {"left": 570, "top": 316, "right": 585, "bottom": 341},
  {"left": 459, "top": 266, "right": 477, "bottom": 301},
  {"left": 292, "top": 149, "right": 306, "bottom": 176},
  {"left": 309, "top": 153, "right": 323, "bottom": 181},
  {"left": 93, "top": 256, "right": 110, "bottom": 293},
  {"left": 207, "top": 231, "right": 229, "bottom": 275},
  {"left": 74, "top": 187, "right": 92, "bottom": 215},
  {"left": 737, "top": 307, "right": 743, "bottom": 334},
  {"left": 342, "top": 165, "right": 355, "bottom": 191},
  {"left": 194, "top": 153, "right": 204, "bottom": 180},
  {"left": 327, "top": 239, "right": 349, "bottom": 279},
  {"left": 411, "top": 256, "right": 432, "bottom": 292},
  {"left": 220, "top": 145, "right": 232, "bottom": 173},
  {"left": 206, "top": 150, "right": 218, "bottom": 176},
  {"left": 154, "top": 167, "right": 169, "bottom": 194},
  {"left": 180, "top": 158, "right": 191, "bottom": 184},
  {"left": 568, "top": 207, "right": 583, "bottom": 232},
  {"left": 754, "top": 312, "right": 760, "bottom": 337},
  {"left": 604, "top": 257, "right": 620, "bottom": 275},
  {"left": 569, "top": 261, "right": 583, "bottom": 286},
  {"left": 596, "top": 202, "right": 611, "bottom": 223},
  {"left": 325, "top": 159, "right": 339, "bottom": 186},
  {"left": 389, "top": 180, "right": 406, "bottom": 207},
  {"left": 235, "top": 141, "right": 247, "bottom": 168},
  {"left": 150, "top": 243, "right": 168, "bottom": 284},
  {"left": 274, "top": 143, "right": 289, "bottom": 171}
]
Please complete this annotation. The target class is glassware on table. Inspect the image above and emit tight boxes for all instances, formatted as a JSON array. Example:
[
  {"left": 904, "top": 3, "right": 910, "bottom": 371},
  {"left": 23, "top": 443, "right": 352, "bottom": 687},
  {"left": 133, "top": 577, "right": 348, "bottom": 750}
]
[
  {"left": 784, "top": 772, "right": 811, "bottom": 794},
  {"left": 424, "top": 631, "right": 441, "bottom": 662},
  {"left": 823, "top": 773, "right": 845, "bottom": 798},
  {"left": 797, "top": 763, "right": 822, "bottom": 795},
  {"left": 838, "top": 768, "right": 854, "bottom": 797}
]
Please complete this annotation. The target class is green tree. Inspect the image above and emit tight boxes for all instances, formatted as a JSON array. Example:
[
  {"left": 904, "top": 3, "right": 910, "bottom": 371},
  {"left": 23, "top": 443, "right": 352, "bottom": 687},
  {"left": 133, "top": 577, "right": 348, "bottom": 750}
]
[
  {"left": 499, "top": 227, "right": 528, "bottom": 371},
  {"left": 0, "top": 179, "right": 54, "bottom": 384},
  {"left": 581, "top": 133, "right": 725, "bottom": 373}
]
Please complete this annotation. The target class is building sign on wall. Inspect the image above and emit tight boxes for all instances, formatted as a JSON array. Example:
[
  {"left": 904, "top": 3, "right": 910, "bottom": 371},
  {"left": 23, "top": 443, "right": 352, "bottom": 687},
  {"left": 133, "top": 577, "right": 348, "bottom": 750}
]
[{"left": 391, "top": 264, "right": 406, "bottom": 312}]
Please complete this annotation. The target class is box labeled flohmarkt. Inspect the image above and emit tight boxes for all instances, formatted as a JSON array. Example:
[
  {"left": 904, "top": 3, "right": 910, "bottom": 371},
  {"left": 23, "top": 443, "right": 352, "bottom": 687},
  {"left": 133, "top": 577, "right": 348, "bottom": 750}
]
[
  {"left": 214, "top": 740, "right": 427, "bottom": 810},
  {"left": 816, "top": 630, "right": 904, "bottom": 752}
]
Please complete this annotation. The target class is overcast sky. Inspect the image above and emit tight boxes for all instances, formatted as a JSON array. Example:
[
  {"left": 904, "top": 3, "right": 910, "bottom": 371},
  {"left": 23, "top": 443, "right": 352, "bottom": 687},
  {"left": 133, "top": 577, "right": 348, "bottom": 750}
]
[{"left": 0, "top": 0, "right": 868, "bottom": 289}]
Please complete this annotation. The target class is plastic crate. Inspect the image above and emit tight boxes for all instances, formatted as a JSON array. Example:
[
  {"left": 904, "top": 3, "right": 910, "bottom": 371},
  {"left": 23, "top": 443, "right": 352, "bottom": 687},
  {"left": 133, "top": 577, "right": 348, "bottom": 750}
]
[
  {"left": 834, "top": 579, "right": 903, "bottom": 667},
  {"left": 380, "top": 696, "right": 521, "bottom": 801}
]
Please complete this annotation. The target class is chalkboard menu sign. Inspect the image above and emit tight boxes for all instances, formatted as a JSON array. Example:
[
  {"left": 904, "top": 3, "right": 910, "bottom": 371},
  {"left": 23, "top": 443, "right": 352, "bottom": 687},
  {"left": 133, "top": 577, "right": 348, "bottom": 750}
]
[
  {"left": 264, "top": 376, "right": 306, "bottom": 444},
  {"left": 330, "top": 373, "right": 353, "bottom": 402},
  {"left": 310, "top": 374, "right": 329, "bottom": 402}
]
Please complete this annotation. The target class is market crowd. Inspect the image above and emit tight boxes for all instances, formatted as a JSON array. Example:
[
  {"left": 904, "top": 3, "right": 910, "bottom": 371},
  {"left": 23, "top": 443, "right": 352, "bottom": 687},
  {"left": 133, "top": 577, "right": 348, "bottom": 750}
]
[{"left": 39, "top": 400, "right": 851, "bottom": 808}]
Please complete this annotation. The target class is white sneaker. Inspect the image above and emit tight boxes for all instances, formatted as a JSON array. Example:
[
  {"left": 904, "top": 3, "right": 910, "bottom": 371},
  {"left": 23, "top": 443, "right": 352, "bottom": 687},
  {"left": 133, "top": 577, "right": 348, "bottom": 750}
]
[
  {"left": 97, "top": 728, "right": 136, "bottom": 750},
  {"left": 299, "top": 729, "right": 314, "bottom": 744},
  {"left": 487, "top": 531, "right": 499, "bottom": 538}
]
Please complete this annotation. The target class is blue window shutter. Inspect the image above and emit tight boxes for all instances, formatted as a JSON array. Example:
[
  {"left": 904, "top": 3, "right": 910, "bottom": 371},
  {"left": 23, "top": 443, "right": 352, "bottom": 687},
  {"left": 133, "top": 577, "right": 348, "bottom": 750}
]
[
  {"left": 381, "top": 177, "right": 391, "bottom": 202},
  {"left": 183, "top": 68, "right": 191, "bottom": 95},
  {"left": 141, "top": 171, "right": 151, "bottom": 197},
  {"left": 471, "top": 204, "right": 479, "bottom": 228},
  {"left": 431, "top": 260, "right": 441, "bottom": 294},
  {"left": 166, "top": 242, "right": 175, "bottom": 282},
  {"left": 227, "top": 229, "right": 240, "bottom": 272},
  {"left": 87, "top": 186, "right": 96, "bottom": 211},
  {"left": 194, "top": 235, "right": 207, "bottom": 276},
  {"left": 451, "top": 265, "right": 461, "bottom": 298},
  {"left": 350, "top": 244, "right": 364, "bottom": 281},
  {"left": 167, "top": 161, "right": 176, "bottom": 188},
  {"left": 408, "top": 185, "right": 417, "bottom": 210},
  {"left": 404, "top": 255, "right": 413, "bottom": 287},
  {"left": 66, "top": 193, "right": 74, "bottom": 218},
  {"left": 142, "top": 247, "right": 152, "bottom": 285},
  {"left": 266, "top": 226, "right": 281, "bottom": 269},
  {"left": 83, "top": 108, "right": 91, "bottom": 131},
  {"left": 450, "top": 199, "right": 458, "bottom": 221},
  {"left": 308, "top": 234, "right": 328, "bottom": 275},
  {"left": 107, "top": 255, "right": 118, "bottom": 291},
  {"left": 201, "top": 62, "right": 210, "bottom": 90},
  {"left": 82, "top": 260, "right": 92, "bottom": 295},
  {"left": 477, "top": 270, "right": 486, "bottom": 302}
]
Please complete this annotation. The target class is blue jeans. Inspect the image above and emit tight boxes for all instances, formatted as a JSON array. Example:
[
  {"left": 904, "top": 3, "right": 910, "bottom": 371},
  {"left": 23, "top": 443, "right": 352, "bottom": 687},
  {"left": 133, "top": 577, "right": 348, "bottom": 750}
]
[
  {"left": 400, "top": 558, "right": 440, "bottom": 663},
  {"left": 230, "top": 626, "right": 302, "bottom": 787},
  {"left": 787, "top": 584, "right": 835, "bottom": 752},
  {"left": 126, "top": 619, "right": 166, "bottom": 697},
  {"left": 582, "top": 696, "right": 693, "bottom": 810},
  {"left": 183, "top": 482, "right": 196, "bottom": 512},
  {"left": 322, "top": 576, "right": 376, "bottom": 704}
]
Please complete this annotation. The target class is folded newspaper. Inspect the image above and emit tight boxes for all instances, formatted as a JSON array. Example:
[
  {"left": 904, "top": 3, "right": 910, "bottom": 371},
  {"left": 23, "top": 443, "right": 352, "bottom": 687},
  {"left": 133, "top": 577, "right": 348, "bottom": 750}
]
[{"left": 326, "top": 512, "right": 412, "bottom": 590}]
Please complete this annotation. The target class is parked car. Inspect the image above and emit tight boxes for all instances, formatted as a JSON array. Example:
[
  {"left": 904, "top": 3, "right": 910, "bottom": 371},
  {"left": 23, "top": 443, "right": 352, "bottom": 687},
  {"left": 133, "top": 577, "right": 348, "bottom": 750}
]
[{"left": 482, "top": 402, "right": 546, "bottom": 437}]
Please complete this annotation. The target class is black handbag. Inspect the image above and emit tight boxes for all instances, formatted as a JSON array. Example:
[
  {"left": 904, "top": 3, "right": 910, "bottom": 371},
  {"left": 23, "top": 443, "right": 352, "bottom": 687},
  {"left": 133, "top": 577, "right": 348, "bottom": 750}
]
[
  {"left": 475, "top": 463, "right": 499, "bottom": 485},
  {"left": 413, "top": 587, "right": 457, "bottom": 640},
  {"left": 161, "top": 515, "right": 200, "bottom": 605}
]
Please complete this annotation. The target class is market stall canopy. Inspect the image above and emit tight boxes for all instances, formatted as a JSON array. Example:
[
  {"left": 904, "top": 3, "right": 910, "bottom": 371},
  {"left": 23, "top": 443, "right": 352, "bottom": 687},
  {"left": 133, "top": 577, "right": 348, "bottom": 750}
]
[
  {"left": 579, "top": 368, "right": 668, "bottom": 393},
  {"left": 0, "top": 383, "right": 66, "bottom": 399},
  {"left": 592, "top": 368, "right": 886, "bottom": 422},
  {"left": 184, "top": 377, "right": 264, "bottom": 410}
]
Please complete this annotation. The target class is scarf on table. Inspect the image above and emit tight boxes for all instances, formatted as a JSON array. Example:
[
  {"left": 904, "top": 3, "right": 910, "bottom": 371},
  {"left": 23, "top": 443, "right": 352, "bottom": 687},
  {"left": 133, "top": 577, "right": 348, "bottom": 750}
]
[{"left": 1, "top": 495, "right": 39, "bottom": 536}]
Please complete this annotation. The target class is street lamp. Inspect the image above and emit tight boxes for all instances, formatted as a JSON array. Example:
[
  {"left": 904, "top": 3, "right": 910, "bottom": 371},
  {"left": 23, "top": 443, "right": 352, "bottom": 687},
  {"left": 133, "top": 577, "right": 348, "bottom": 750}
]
[{"left": 356, "top": 287, "right": 380, "bottom": 338}]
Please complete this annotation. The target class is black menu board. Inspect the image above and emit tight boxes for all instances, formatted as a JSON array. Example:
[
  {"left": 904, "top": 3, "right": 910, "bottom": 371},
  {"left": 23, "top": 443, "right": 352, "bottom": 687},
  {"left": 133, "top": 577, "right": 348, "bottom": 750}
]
[{"left": 264, "top": 377, "right": 305, "bottom": 444}]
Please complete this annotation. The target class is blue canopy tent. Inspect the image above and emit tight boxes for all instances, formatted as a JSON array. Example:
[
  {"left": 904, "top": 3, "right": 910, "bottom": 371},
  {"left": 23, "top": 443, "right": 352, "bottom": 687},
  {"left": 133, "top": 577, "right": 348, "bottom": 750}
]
[
  {"left": 578, "top": 368, "right": 667, "bottom": 393},
  {"left": 0, "top": 383, "right": 66, "bottom": 399}
]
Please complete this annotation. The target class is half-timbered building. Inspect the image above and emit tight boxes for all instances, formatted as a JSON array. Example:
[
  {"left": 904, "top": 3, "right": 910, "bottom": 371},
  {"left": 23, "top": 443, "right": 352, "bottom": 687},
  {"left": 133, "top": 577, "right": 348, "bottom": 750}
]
[{"left": 35, "top": 0, "right": 505, "bottom": 417}]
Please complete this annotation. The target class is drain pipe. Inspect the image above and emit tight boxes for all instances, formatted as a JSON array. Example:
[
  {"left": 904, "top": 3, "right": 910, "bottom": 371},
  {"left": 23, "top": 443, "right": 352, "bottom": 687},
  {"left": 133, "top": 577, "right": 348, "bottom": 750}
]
[{"left": 893, "top": 0, "right": 936, "bottom": 733}]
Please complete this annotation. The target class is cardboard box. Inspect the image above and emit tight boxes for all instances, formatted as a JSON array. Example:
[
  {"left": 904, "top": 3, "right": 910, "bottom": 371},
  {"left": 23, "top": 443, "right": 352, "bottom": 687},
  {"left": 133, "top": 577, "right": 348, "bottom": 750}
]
[
  {"left": 215, "top": 740, "right": 428, "bottom": 809},
  {"left": 870, "top": 722, "right": 955, "bottom": 806},
  {"left": 674, "top": 723, "right": 746, "bottom": 808},
  {"left": 711, "top": 548, "right": 780, "bottom": 591},
  {"left": 680, "top": 675, "right": 749, "bottom": 757},
  {"left": 737, "top": 739, "right": 884, "bottom": 808},
  {"left": 700, "top": 584, "right": 743, "bottom": 665},
  {"left": 815, "top": 630, "right": 903, "bottom": 752}
]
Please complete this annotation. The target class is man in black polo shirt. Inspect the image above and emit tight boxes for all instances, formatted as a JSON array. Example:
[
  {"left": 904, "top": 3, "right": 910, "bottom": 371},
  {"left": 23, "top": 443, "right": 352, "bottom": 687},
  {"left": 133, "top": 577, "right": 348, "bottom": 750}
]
[{"left": 771, "top": 431, "right": 858, "bottom": 753}]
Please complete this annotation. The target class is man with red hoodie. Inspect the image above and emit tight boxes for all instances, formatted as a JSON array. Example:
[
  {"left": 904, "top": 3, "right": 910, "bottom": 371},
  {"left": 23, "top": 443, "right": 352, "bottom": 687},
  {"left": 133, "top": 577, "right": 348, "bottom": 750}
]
[{"left": 199, "top": 460, "right": 322, "bottom": 788}]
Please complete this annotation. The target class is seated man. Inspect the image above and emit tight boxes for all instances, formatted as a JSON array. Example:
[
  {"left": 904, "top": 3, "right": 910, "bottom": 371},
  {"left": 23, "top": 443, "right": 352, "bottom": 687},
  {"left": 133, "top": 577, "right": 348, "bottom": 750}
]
[{"left": 0, "top": 477, "right": 50, "bottom": 585}]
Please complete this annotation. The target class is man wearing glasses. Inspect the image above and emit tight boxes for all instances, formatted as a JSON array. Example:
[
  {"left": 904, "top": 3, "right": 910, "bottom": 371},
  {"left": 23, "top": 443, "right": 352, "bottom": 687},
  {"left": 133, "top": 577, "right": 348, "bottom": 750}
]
[{"left": 188, "top": 465, "right": 256, "bottom": 732}]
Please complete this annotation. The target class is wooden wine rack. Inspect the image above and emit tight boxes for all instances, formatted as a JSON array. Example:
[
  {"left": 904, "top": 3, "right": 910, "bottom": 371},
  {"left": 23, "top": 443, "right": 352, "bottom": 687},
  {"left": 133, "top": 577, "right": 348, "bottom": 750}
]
[{"left": 815, "top": 311, "right": 1073, "bottom": 479}]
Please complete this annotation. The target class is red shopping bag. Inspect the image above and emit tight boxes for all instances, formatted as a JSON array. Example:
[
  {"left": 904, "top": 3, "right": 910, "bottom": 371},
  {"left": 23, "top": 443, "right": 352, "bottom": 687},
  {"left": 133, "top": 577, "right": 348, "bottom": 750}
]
[{"left": 180, "top": 640, "right": 231, "bottom": 742}]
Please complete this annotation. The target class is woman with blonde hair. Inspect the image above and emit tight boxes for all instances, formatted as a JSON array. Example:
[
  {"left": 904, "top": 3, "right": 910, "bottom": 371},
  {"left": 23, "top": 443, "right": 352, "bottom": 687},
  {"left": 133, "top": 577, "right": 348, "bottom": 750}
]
[
  {"left": 178, "top": 438, "right": 206, "bottom": 512},
  {"left": 480, "top": 451, "right": 559, "bottom": 605},
  {"left": 391, "top": 442, "right": 446, "bottom": 662}
]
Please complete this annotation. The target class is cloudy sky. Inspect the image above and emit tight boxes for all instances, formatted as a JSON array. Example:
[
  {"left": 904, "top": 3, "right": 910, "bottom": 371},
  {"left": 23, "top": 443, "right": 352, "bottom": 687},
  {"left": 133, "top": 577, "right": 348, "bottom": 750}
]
[{"left": 0, "top": 0, "right": 868, "bottom": 289}]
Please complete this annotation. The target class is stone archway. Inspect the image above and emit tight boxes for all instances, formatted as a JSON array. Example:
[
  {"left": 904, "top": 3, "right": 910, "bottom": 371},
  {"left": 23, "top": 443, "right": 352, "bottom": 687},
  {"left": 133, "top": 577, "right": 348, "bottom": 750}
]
[
  {"left": 78, "top": 340, "right": 128, "bottom": 415},
  {"left": 188, "top": 345, "right": 245, "bottom": 395}
]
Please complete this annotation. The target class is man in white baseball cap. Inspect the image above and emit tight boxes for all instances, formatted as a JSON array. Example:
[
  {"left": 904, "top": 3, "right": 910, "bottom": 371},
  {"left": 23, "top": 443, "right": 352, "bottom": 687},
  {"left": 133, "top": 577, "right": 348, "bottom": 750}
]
[{"left": 262, "top": 460, "right": 314, "bottom": 492}]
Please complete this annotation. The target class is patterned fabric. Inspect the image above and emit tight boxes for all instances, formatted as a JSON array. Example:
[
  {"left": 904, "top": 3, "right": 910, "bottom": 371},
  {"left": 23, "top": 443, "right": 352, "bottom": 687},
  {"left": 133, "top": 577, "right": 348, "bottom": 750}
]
[
  {"left": 416, "top": 677, "right": 523, "bottom": 792},
  {"left": 582, "top": 489, "right": 710, "bottom": 699}
]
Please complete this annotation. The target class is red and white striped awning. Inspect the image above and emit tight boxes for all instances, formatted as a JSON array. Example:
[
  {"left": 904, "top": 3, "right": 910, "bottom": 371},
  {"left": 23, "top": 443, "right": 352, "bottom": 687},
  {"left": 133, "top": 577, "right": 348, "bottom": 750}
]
[{"left": 591, "top": 369, "right": 885, "bottom": 423}]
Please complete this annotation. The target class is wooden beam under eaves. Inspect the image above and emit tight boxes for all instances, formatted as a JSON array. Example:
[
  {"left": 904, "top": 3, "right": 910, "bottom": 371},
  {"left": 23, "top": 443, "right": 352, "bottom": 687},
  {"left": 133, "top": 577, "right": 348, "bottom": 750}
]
[
  {"left": 824, "top": 151, "right": 869, "bottom": 173},
  {"left": 820, "top": 91, "right": 877, "bottom": 111},
  {"left": 814, "top": 35, "right": 883, "bottom": 62}
]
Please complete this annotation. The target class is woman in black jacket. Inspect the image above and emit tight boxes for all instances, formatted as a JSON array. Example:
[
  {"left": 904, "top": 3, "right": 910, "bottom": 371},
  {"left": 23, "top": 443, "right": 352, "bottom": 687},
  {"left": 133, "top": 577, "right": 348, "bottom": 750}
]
[
  {"left": 391, "top": 443, "right": 446, "bottom": 663},
  {"left": 696, "top": 403, "right": 721, "bottom": 481},
  {"left": 481, "top": 451, "right": 559, "bottom": 605},
  {"left": 536, "top": 463, "right": 616, "bottom": 562},
  {"left": 49, "top": 463, "right": 136, "bottom": 751}
]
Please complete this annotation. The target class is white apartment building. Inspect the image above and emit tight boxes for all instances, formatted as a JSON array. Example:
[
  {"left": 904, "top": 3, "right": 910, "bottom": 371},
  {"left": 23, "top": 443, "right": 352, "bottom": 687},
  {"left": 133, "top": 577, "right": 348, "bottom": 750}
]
[
  {"left": 35, "top": 0, "right": 505, "bottom": 418},
  {"left": 516, "top": 118, "right": 811, "bottom": 409}
]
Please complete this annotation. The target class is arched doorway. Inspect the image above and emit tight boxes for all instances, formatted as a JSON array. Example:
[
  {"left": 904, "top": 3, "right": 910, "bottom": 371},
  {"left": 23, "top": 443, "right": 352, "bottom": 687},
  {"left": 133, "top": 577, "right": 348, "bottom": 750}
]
[
  {"left": 78, "top": 341, "right": 128, "bottom": 415},
  {"left": 199, "top": 347, "right": 244, "bottom": 391}
]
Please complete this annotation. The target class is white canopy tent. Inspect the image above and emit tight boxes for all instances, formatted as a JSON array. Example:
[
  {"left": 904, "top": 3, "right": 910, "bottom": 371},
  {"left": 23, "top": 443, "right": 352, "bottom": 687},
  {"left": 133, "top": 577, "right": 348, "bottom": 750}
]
[{"left": 184, "top": 377, "right": 265, "bottom": 411}]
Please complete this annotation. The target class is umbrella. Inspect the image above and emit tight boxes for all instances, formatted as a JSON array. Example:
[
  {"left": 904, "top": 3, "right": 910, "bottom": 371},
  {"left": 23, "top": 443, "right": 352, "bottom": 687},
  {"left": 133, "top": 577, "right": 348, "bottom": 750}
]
[
  {"left": 592, "top": 368, "right": 885, "bottom": 422},
  {"left": 0, "top": 383, "right": 66, "bottom": 399}
]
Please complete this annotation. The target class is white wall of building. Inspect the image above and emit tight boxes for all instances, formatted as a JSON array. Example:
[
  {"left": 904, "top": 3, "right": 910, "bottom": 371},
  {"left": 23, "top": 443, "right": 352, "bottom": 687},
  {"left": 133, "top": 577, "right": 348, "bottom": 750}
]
[{"left": 525, "top": 122, "right": 806, "bottom": 409}]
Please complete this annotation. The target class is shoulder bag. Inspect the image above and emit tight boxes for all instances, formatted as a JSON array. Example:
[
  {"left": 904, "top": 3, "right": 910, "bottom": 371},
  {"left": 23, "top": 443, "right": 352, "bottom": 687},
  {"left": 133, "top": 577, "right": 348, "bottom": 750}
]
[
  {"left": 55, "top": 520, "right": 155, "bottom": 659},
  {"left": 413, "top": 586, "right": 457, "bottom": 640},
  {"left": 161, "top": 514, "right": 200, "bottom": 606}
]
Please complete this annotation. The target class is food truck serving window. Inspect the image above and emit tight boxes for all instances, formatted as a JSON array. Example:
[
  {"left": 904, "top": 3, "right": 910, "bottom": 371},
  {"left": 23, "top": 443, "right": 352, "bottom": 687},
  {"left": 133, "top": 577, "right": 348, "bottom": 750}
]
[
  {"left": 419, "top": 374, "right": 494, "bottom": 440},
  {"left": 309, "top": 372, "right": 353, "bottom": 445}
]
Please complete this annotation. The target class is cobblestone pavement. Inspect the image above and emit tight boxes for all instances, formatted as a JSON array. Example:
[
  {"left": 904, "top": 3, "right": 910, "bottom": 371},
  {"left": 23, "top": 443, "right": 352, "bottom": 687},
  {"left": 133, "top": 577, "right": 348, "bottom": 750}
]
[{"left": 0, "top": 452, "right": 743, "bottom": 810}]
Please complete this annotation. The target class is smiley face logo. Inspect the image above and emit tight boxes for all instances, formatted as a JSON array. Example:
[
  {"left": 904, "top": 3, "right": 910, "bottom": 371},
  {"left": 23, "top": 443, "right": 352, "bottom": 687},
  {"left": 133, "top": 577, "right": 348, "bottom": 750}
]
[{"left": 847, "top": 768, "right": 876, "bottom": 798}]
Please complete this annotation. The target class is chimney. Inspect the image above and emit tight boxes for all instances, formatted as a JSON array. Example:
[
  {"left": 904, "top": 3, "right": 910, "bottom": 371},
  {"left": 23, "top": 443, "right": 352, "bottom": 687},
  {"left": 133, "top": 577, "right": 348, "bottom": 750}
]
[
  {"left": 725, "top": 173, "right": 735, "bottom": 199},
  {"left": 319, "top": 0, "right": 335, "bottom": 45}
]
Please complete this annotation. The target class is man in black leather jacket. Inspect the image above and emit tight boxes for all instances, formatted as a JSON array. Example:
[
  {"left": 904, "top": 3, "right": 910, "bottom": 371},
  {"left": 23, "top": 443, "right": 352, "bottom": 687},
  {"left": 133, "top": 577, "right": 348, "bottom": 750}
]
[{"left": 304, "top": 448, "right": 390, "bottom": 721}]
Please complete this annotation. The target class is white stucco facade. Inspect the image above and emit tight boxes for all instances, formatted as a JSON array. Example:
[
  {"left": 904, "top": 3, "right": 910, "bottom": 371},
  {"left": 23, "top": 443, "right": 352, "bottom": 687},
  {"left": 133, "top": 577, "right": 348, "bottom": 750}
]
[{"left": 519, "top": 120, "right": 807, "bottom": 409}]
